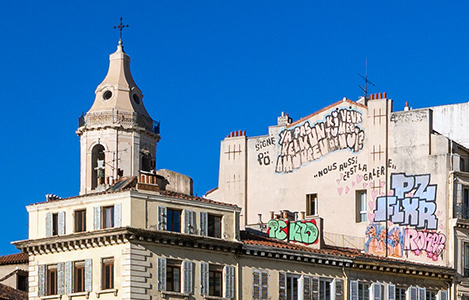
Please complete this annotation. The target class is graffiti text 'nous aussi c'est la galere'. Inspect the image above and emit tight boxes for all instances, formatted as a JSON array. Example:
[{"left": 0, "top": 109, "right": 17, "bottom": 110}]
[{"left": 276, "top": 108, "right": 365, "bottom": 173}]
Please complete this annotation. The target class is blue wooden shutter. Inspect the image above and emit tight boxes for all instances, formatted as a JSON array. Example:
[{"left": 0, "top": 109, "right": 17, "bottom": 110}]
[
  {"left": 200, "top": 262, "right": 209, "bottom": 296},
  {"left": 253, "top": 270, "right": 260, "bottom": 299},
  {"left": 439, "top": 290, "right": 448, "bottom": 300},
  {"left": 85, "top": 259, "right": 92, "bottom": 292},
  {"left": 199, "top": 212, "right": 208, "bottom": 236},
  {"left": 184, "top": 209, "right": 194, "bottom": 234},
  {"left": 261, "top": 271, "right": 269, "bottom": 299},
  {"left": 388, "top": 284, "right": 396, "bottom": 300},
  {"left": 158, "top": 206, "right": 167, "bottom": 230},
  {"left": 410, "top": 287, "right": 418, "bottom": 300},
  {"left": 279, "top": 272, "right": 287, "bottom": 300},
  {"left": 224, "top": 265, "right": 235, "bottom": 298},
  {"left": 335, "top": 278, "right": 344, "bottom": 300},
  {"left": 94, "top": 206, "right": 101, "bottom": 230},
  {"left": 419, "top": 288, "right": 426, "bottom": 300},
  {"left": 38, "top": 265, "right": 46, "bottom": 296},
  {"left": 183, "top": 260, "right": 194, "bottom": 294},
  {"left": 373, "top": 283, "right": 382, "bottom": 300},
  {"left": 58, "top": 212, "right": 65, "bottom": 235},
  {"left": 65, "top": 261, "right": 73, "bottom": 294},
  {"left": 46, "top": 213, "right": 52, "bottom": 237},
  {"left": 312, "top": 277, "right": 320, "bottom": 300},
  {"left": 114, "top": 203, "right": 122, "bottom": 227},
  {"left": 350, "top": 281, "right": 359, "bottom": 300},
  {"left": 158, "top": 257, "right": 167, "bottom": 291},
  {"left": 58, "top": 262, "right": 65, "bottom": 295}
]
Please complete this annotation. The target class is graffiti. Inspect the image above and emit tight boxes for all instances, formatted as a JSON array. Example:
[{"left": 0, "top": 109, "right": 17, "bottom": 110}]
[
  {"left": 314, "top": 157, "right": 367, "bottom": 179},
  {"left": 404, "top": 228, "right": 446, "bottom": 261},
  {"left": 365, "top": 224, "right": 404, "bottom": 257},
  {"left": 267, "top": 219, "right": 288, "bottom": 241},
  {"left": 257, "top": 152, "right": 271, "bottom": 166},
  {"left": 267, "top": 219, "right": 319, "bottom": 245},
  {"left": 255, "top": 136, "right": 275, "bottom": 151},
  {"left": 374, "top": 173, "right": 438, "bottom": 230},
  {"left": 276, "top": 108, "right": 365, "bottom": 173},
  {"left": 390, "top": 110, "right": 428, "bottom": 123},
  {"left": 289, "top": 220, "right": 319, "bottom": 244}
]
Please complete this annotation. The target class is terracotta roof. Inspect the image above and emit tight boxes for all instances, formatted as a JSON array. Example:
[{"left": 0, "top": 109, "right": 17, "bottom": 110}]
[
  {"left": 0, "top": 253, "right": 28, "bottom": 265},
  {"left": 0, "top": 283, "right": 27, "bottom": 300}
]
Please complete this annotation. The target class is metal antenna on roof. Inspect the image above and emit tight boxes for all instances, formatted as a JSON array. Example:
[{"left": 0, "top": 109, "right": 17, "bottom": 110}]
[{"left": 358, "top": 58, "right": 375, "bottom": 99}]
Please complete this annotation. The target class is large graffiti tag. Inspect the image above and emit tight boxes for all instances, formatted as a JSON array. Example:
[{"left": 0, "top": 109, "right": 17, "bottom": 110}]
[
  {"left": 267, "top": 219, "right": 319, "bottom": 245},
  {"left": 404, "top": 228, "right": 446, "bottom": 261},
  {"left": 365, "top": 224, "right": 404, "bottom": 257},
  {"left": 275, "top": 108, "right": 365, "bottom": 173},
  {"left": 373, "top": 173, "right": 438, "bottom": 230}
]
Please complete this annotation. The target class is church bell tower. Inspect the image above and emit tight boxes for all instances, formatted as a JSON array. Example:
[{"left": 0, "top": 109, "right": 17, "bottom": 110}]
[{"left": 76, "top": 38, "right": 160, "bottom": 195}]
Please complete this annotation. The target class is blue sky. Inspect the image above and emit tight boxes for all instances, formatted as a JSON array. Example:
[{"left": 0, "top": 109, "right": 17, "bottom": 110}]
[{"left": 1, "top": 1, "right": 469, "bottom": 254}]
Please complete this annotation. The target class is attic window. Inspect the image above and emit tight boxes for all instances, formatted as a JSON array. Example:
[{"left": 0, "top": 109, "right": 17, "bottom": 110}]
[
  {"left": 103, "top": 90, "right": 113, "bottom": 100},
  {"left": 133, "top": 94, "right": 141, "bottom": 104}
]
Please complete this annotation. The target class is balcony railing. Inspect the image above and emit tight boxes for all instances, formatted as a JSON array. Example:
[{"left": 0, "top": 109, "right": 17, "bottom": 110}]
[
  {"left": 78, "top": 110, "right": 160, "bottom": 135},
  {"left": 454, "top": 203, "right": 469, "bottom": 219}
]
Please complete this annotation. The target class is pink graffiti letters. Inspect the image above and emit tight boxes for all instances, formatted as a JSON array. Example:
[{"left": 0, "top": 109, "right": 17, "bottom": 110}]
[
  {"left": 276, "top": 108, "right": 365, "bottom": 173},
  {"left": 404, "top": 228, "right": 446, "bottom": 261}
]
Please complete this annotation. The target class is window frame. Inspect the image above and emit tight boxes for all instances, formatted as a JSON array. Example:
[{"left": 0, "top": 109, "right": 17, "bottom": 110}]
[
  {"left": 396, "top": 286, "right": 406, "bottom": 300},
  {"left": 52, "top": 213, "right": 59, "bottom": 236},
  {"left": 426, "top": 290, "right": 436, "bottom": 300},
  {"left": 356, "top": 190, "right": 367, "bottom": 223},
  {"left": 167, "top": 208, "right": 181, "bottom": 232},
  {"left": 101, "top": 206, "right": 114, "bottom": 229},
  {"left": 306, "top": 194, "right": 318, "bottom": 216},
  {"left": 319, "top": 278, "right": 332, "bottom": 300},
  {"left": 208, "top": 214, "right": 222, "bottom": 238},
  {"left": 358, "top": 282, "right": 370, "bottom": 300},
  {"left": 101, "top": 257, "right": 114, "bottom": 290},
  {"left": 47, "top": 264, "right": 58, "bottom": 295},
  {"left": 74, "top": 261, "right": 86, "bottom": 293},
  {"left": 74, "top": 209, "right": 86, "bottom": 233},
  {"left": 166, "top": 259, "right": 182, "bottom": 292},
  {"left": 208, "top": 265, "right": 223, "bottom": 297}
]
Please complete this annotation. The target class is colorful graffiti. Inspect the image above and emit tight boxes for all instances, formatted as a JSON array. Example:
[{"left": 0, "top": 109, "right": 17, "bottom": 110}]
[
  {"left": 404, "top": 228, "right": 446, "bottom": 261},
  {"left": 374, "top": 173, "right": 438, "bottom": 230},
  {"left": 365, "top": 224, "right": 404, "bottom": 258},
  {"left": 275, "top": 108, "right": 365, "bottom": 173},
  {"left": 267, "top": 219, "right": 319, "bottom": 245}
]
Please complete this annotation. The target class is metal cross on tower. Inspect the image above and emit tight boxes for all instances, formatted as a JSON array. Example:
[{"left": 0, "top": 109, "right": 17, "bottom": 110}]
[{"left": 114, "top": 17, "right": 129, "bottom": 41}]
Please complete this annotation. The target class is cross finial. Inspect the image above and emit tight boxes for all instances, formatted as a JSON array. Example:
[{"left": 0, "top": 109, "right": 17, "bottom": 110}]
[{"left": 114, "top": 17, "right": 129, "bottom": 42}]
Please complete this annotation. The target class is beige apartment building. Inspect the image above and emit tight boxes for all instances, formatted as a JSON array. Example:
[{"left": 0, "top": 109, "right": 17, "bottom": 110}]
[{"left": 12, "top": 38, "right": 459, "bottom": 300}]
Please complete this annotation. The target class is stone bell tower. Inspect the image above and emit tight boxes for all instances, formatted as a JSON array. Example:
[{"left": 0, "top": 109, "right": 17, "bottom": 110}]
[{"left": 76, "top": 39, "right": 160, "bottom": 195}]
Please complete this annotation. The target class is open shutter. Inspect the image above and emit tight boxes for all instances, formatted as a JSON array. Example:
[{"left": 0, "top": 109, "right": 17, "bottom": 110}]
[
  {"left": 46, "top": 213, "right": 53, "bottom": 237},
  {"left": 279, "top": 272, "right": 287, "bottom": 300},
  {"left": 388, "top": 284, "right": 396, "bottom": 300},
  {"left": 224, "top": 265, "right": 235, "bottom": 298},
  {"left": 38, "top": 265, "right": 46, "bottom": 296},
  {"left": 85, "top": 259, "right": 92, "bottom": 292},
  {"left": 58, "top": 211, "right": 65, "bottom": 235},
  {"left": 58, "top": 262, "right": 65, "bottom": 295},
  {"left": 253, "top": 270, "right": 260, "bottom": 299},
  {"left": 350, "top": 281, "right": 359, "bottom": 300},
  {"left": 200, "top": 262, "right": 209, "bottom": 296},
  {"left": 261, "top": 271, "right": 268, "bottom": 299},
  {"left": 184, "top": 209, "right": 193, "bottom": 234},
  {"left": 183, "top": 260, "right": 194, "bottom": 294},
  {"left": 373, "top": 283, "right": 382, "bottom": 300},
  {"left": 409, "top": 287, "right": 418, "bottom": 300},
  {"left": 157, "top": 257, "right": 167, "bottom": 291},
  {"left": 199, "top": 212, "right": 208, "bottom": 236},
  {"left": 419, "top": 288, "right": 426, "bottom": 300},
  {"left": 439, "top": 290, "right": 448, "bottom": 300},
  {"left": 114, "top": 203, "right": 122, "bottom": 227},
  {"left": 65, "top": 261, "right": 73, "bottom": 294},
  {"left": 158, "top": 206, "right": 167, "bottom": 230},
  {"left": 304, "top": 276, "right": 311, "bottom": 300},
  {"left": 335, "top": 278, "right": 344, "bottom": 300},
  {"left": 312, "top": 277, "right": 320, "bottom": 300},
  {"left": 94, "top": 206, "right": 101, "bottom": 230}
]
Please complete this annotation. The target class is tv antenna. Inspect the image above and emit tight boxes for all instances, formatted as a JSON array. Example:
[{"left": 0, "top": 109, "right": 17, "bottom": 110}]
[{"left": 358, "top": 58, "right": 375, "bottom": 98}]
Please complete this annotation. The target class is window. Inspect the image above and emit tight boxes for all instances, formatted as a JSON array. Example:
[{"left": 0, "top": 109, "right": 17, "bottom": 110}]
[
  {"left": 306, "top": 194, "right": 318, "bottom": 216},
  {"left": 52, "top": 213, "right": 59, "bottom": 236},
  {"left": 167, "top": 209, "right": 181, "bottom": 232},
  {"left": 396, "top": 287, "right": 406, "bottom": 300},
  {"left": 208, "top": 214, "right": 222, "bottom": 238},
  {"left": 253, "top": 269, "right": 268, "bottom": 299},
  {"left": 75, "top": 209, "right": 86, "bottom": 232},
  {"left": 74, "top": 261, "right": 85, "bottom": 292},
  {"left": 358, "top": 283, "right": 370, "bottom": 300},
  {"left": 426, "top": 290, "right": 436, "bottom": 300},
  {"left": 209, "top": 265, "right": 223, "bottom": 297},
  {"left": 47, "top": 265, "right": 58, "bottom": 295},
  {"left": 319, "top": 279, "right": 332, "bottom": 300},
  {"left": 102, "top": 258, "right": 114, "bottom": 290},
  {"left": 356, "top": 190, "right": 367, "bottom": 223},
  {"left": 166, "top": 260, "right": 181, "bottom": 292},
  {"left": 461, "top": 157, "right": 466, "bottom": 172},
  {"left": 17, "top": 274, "right": 27, "bottom": 292},
  {"left": 102, "top": 206, "right": 114, "bottom": 229},
  {"left": 286, "top": 275, "right": 300, "bottom": 300},
  {"left": 464, "top": 189, "right": 469, "bottom": 219},
  {"left": 465, "top": 243, "right": 469, "bottom": 277}
]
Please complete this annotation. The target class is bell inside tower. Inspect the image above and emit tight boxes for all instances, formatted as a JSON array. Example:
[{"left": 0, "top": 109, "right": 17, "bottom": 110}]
[{"left": 91, "top": 144, "right": 106, "bottom": 189}]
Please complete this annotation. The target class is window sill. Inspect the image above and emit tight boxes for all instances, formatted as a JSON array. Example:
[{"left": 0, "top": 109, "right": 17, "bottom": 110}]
[
  {"left": 162, "top": 291, "right": 191, "bottom": 299},
  {"left": 96, "top": 289, "right": 118, "bottom": 298},
  {"left": 67, "top": 291, "right": 90, "bottom": 299},
  {"left": 204, "top": 296, "right": 230, "bottom": 300},
  {"left": 40, "top": 296, "right": 62, "bottom": 300}
]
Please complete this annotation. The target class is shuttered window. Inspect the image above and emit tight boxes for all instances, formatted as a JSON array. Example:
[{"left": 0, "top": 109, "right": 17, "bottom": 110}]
[
  {"left": 409, "top": 287, "right": 418, "bottom": 300},
  {"left": 278, "top": 272, "right": 287, "bottom": 300},
  {"left": 158, "top": 257, "right": 167, "bottom": 291},
  {"left": 396, "top": 287, "right": 406, "bottom": 300},
  {"left": 167, "top": 260, "right": 181, "bottom": 292},
  {"left": 93, "top": 204, "right": 121, "bottom": 230},
  {"left": 372, "top": 283, "right": 383, "bottom": 300},
  {"left": 439, "top": 290, "right": 448, "bottom": 300},
  {"left": 183, "top": 209, "right": 196, "bottom": 234},
  {"left": 101, "top": 257, "right": 114, "bottom": 290},
  {"left": 47, "top": 265, "right": 58, "bottom": 295},
  {"left": 209, "top": 265, "right": 223, "bottom": 297},
  {"left": 74, "top": 261, "right": 85, "bottom": 292},
  {"left": 183, "top": 260, "right": 194, "bottom": 294},
  {"left": 224, "top": 265, "right": 235, "bottom": 298},
  {"left": 334, "top": 278, "right": 344, "bottom": 300},
  {"left": 208, "top": 214, "right": 222, "bottom": 238},
  {"left": 388, "top": 284, "right": 396, "bottom": 300},
  {"left": 46, "top": 212, "right": 65, "bottom": 236},
  {"left": 200, "top": 262, "right": 209, "bottom": 296},
  {"left": 199, "top": 212, "right": 208, "bottom": 236}
]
